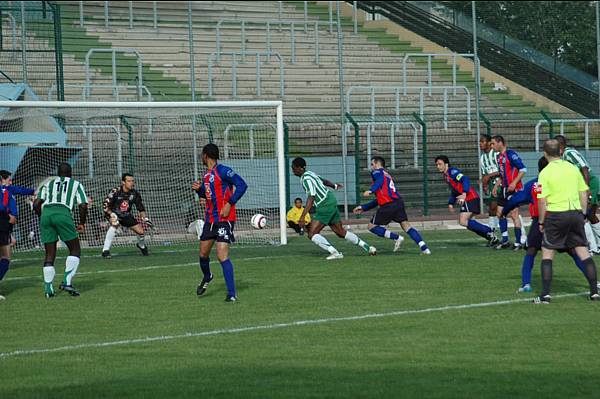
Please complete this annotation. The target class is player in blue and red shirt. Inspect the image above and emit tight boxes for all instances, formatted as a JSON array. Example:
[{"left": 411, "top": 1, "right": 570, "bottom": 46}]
[
  {"left": 0, "top": 183, "right": 18, "bottom": 300},
  {"left": 353, "top": 157, "right": 430, "bottom": 254},
  {"left": 491, "top": 135, "right": 527, "bottom": 250},
  {"left": 192, "top": 144, "right": 248, "bottom": 302},
  {"left": 501, "top": 156, "right": 591, "bottom": 293},
  {"left": 435, "top": 155, "right": 499, "bottom": 245}
]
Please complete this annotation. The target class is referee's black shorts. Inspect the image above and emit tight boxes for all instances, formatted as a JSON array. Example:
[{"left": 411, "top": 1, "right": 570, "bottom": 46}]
[{"left": 542, "top": 210, "right": 588, "bottom": 250}]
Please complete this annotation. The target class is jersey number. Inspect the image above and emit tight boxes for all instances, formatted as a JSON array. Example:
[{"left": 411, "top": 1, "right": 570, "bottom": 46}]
[
  {"left": 55, "top": 181, "right": 68, "bottom": 193},
  {"left": 389, "top": 180, "right": 396, "bottom": 193}
]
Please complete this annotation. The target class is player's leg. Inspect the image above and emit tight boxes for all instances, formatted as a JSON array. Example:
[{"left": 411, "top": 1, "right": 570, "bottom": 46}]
[
  {"left": 583, "top": 219, "right": 598, "bottom": 254},
  {"left": 330, "top": 221, "right": 375, "bottom": 255},
  {"left": 367, "top": 202, "right": 404, "bottom": 251},
  {"left": 495, "top": 189, "right": 510, "bottom": 248},
  {"left": 216, "top": 242, "right": 237, "bottom": 301},
  {"left": 197, "top": 221, "right": 216, "bottom": 296},
  {"left": 488, "top": 199, "right": 499, "bottom": 234},
  {"left": 39, "top": 209, "right": 60, "bottom": 298},
  {"left": 460, "top": 211, "right": 490, "bottom": 238},
  {"left": 399, "top": 221, "right": 430, "bottom": 254},
  {"left": 519, "top": 218, "right": 542, "bottom": 293},
  {"left": 518, "top": 215, "right": 527, "bottom": 246},
  {"left": 509, "top": 209, "right": 523, "bottom": 250},
  {"left": 0, "top": 243, "right": 9, "bottom": 300},
  {"left": 60, "top": 237, "right": 82, "bottom": 296},
  {"left": 287, "top": 221, "right": 302, "bottom": 235},
  {"left": 102, "top": 214, "right": 120, "bottom": 257},
  {"left": 130, "top": 223, "right": 149, "bottom": 256},
  {"left": 308, "top": 207, "right": 342, "bottom": 259}
]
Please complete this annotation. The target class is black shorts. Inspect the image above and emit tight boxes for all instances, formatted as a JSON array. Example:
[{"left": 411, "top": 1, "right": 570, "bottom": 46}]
[
  {"left": 497, "top": 187, "right": 515, "bottom": 207},
  {"left": 371, "top": 199, "right": 408, "bottom": 225},
  {"left": 460, "top": 199, "right": 480, "bottom": 215},
  {"left": 107, "top": 214, "right": 139, "bottom": 228},
  {"left": 201, "top": 221, "right": 235, "bottom": 244},
  {"left": 542, "top": 211, "right": 588, "bottom": 250},
  {"left": 0, "top": 213, "right": 10, "bottom": 246},
  {"left": 528, "top": 218, "right": 543, "bottom": 250}
]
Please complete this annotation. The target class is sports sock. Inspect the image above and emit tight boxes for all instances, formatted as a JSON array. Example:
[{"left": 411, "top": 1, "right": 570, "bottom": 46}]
[
  {"left": 407, "top": 228, "right": 428, "bottom": 251},
  {"left": 63, "top": 256, "right": 80, "bottom": 286},
  {"left": 0, "top": 258, "right": 9, "bottom": 280},
  {"left": 102, "top": 226, "right": 117, "bottom": 252},
  {"left": 199, "top": 257, "right": 211, "bottom": 278},
  {"left": 499, "top": 218, "right": 509, "bottom": 242},
  {"left": 137, "top": 234, "right": 146, "bottom": 249},
  {"left": 488, "top": 216, "right": 499, "bottom": 231},
  {"left": 514, "top": 227, "right": 522, "bottom": 246},
  {"left": 519, "top": 216, "right": 527, "bottom": 244},
  {"left": 369, "top": 226, "right": 400, "bottom": 241},
  {"left": 220, "top": 259, "right": 236, "bottom": 297},
  {"left": 568, "top": 252, "right": 586, "bottom": 275},
  {"left": 584, "top": 223, "right": 598, "bottom": 253},
  {"left": 311, "top": 234, "right": 338, "bottom": 254},
  {"left": 43, "top": 264, "right": 56, "bottom": 294},
  {"left": 345, "top": 231, "right": 370, "bottom": 252},
  {"left": 521, "top": 253, "right": 536, "bottom": 286},
  {"left": 540, "top": 259, "right": 553, "bottom": 297},
  {"left": 467, "top": 219, "right": 492, "bottom": 239},
  {"left": 581, "top": 257, "right": 598, "bottom": 295}
]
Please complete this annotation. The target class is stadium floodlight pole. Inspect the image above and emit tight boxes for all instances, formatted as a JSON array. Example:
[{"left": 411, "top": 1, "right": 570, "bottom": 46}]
[
  {"left": 188, "top": 1, "right": 199, "bottom": 181},
  {"left": 472, "top": 1, "right": 483, "bottom": 211},
  {"left": 336, "top": 1, "right": 349, "bottom": 220},
  {"left": 596, "top": 1, "right": 600, "bottom": 117}
]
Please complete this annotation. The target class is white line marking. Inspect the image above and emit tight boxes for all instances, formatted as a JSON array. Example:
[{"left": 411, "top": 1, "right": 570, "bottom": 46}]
[{"left": 0, "top": 292, "right": 587, "bottom": 359}]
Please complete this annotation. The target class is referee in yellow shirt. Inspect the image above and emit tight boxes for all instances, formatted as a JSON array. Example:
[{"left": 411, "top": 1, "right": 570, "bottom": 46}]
[
  {"left": 287, "top": 198, "right": 311, "bottom": 235},
  {"left": 537, "top": 139, "right": 599, "bottom": 303}
]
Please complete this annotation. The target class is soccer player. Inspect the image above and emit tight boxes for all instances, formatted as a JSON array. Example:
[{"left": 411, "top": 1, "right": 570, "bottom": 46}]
[
  {"left": 192, "top": 144, "right": 247, "bottom": 302},
  {"left": 502, "top": 156, "right": 594, "bottom": 293},
  {"left": 291, "top": 157, "right": 376, "bottom": 260},
  {"left": 555, "top": 135, "right": 600, "bottom": 254},
  {"left": 0, "top": 184, "right": 17, "bottom": 300},
  {"left": 353, "top": 156, "right": 430, "bottom": 254},
  {"left": 33, "top": 163, "right": 88, "bottom": 298},
  {"left": 287, "top": 197, "right": 311, "bottom": 235},
  {"left": 479, "top": 135, "right": 500, "bottom": 238},
  {"left": 491, "top": 135, "right": 527, "bottom": 250},
  {"left": 1, "top": 170, "right": 35, "bottom": 246},
  {"left": 435, "top": 155, "right": 499, "bottom": 245},
  {"left": 101, "top": 173, "right": 152, "bottom": 258}
]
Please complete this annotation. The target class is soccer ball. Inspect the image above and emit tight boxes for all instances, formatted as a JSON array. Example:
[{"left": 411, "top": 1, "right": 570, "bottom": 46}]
[{"left": 251, "top": 214, "right": 267, "bottom": 229}]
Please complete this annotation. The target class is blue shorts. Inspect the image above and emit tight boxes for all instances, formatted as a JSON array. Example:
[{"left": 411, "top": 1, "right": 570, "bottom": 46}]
[
  {"left": 201, "top": 221, "right": 235, "bottom": 244},
  {"left": 460, "top": 199, "right": 480, "bottom": 215},
  {"left": 371, "top": 198, "right": 408, "bottom": 225}
]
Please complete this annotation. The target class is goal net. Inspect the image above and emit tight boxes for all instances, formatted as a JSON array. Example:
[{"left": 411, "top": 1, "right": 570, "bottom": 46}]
[{"left": 0, "top": 101, "right": 287, "bottom": 249}]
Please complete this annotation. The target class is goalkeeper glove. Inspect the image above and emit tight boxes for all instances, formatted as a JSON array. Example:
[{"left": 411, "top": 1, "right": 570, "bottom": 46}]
[
  {"left": 109, "top": 213, "right": 120, "bottom": 227},
  {"left": 143, "top": 217, "right": 154, "bottom": 228}
]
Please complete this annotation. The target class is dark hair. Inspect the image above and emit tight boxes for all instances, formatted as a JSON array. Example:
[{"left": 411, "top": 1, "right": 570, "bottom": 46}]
[
  {"left": 538, "top": 156, "right": 549, "bottom": 173},
  {"left": 554, "top": 135, "right": 567, "bottom": 147},
  {"left": 435, "top": 155, "right": 450, "bottom": 165},
  {"left": 0, "top": 170, "right": 11, "bottom": 180},
  {"left": 202, "top": 143, "right": 219, "bottom": 160},
  {"left": 122, "top": 173, "right": 134, "bottom": 182},
  {"left": 543, "top": 139, "right": 561, "bottom": 157},
  {"left": 480, "top": 134, "right": 492, "bottom": 143},
  {"left": 57, "top": 163, "right": 72, "bottom": 177},
  {"left": 292, "top": 157, "right": 306, "bottom": 169},
  {"left": 491, "top": 135, "right": 505, "bottom": 145},
  {"left": 371, "top": 156, "right": 386, "bottom": 168},
  {"left": 294, "top": 197, "right": 302, "bottom": 203}
]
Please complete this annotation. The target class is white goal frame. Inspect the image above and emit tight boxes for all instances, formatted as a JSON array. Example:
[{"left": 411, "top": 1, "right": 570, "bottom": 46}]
[{"left": 0, "top": 100, "right": 288, "bottom": 245}]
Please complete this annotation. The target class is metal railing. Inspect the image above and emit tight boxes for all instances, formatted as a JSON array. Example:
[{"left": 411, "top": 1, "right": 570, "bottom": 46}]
[
  {"left": 534, "top": 118, "right": 600, "bottom": 152},
  {"left": 84, "top": 48, "right": 144, "bottom": 100},
  {"left": 1, "top": 12, "right": 17, "bottom": 57},
  {"left": 80, "top": 1, "right": 159, "bottom": 30},
  {"left": 208, "top": 51, "right": 285, "bottom": 98},
  {"left": 346, "top": 85, "right": 472, "bottom": 130},
  {"left": 68, "top": 124, "right": 123, "bottom": 179},
  {"left": 401, "top": 53, "right": 478, "bottom": 96},
  {"left": 215, "top": 18, "right": 337, "bottom": 65},
  {"left": 48, "top": 83, "right": 152, "bottom": 102}
]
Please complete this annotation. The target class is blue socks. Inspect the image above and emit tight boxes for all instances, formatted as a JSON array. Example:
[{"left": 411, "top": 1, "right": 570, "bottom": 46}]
[
  {"left": 407, "top": 228, "right": 429, "bottom": 251},
  {"left": 0, "top": 258, "right": 8, "bottom": 280},
  {"left": 499, "top": 218, "right": 509, "bottom": 243},
  {"left": 199, "top": 257, "right": 211, "bottom": 278},
  {"left": 467, "top": 219, "right": 492, "bottom": 239},
  {"left": 369, "top": 226, "right": 400, "bottom": 241},
  {"left": 521, "top": 254, "right": 535, "bottom": 286},
  {"left": 569, "top": 253, "right": 587, "bottom": 276},
  {"left": 515, "top": 228, "right": 522, "bottom": 245},
  {"left": 220, "top": 259, "right": 236, "bottom": 297}
]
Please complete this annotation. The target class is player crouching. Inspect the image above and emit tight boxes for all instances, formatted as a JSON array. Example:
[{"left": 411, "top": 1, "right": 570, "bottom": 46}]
[{"left": 101, "top": 173, "right": 153, "bottom": 258}]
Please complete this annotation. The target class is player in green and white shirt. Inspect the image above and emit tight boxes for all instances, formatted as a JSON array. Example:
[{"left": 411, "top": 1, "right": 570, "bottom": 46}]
[
  {"left": 479, "top": 135, "right": 500, "bottom": 234},
  {"left": 556, "top": 135, "right": 600, "bottom": 253},
  {"left": 33, "top": 163, "right": 88, "bottom": 298},
  {"left": 291, "top": 157, "right": 376, "bottom": 260}
]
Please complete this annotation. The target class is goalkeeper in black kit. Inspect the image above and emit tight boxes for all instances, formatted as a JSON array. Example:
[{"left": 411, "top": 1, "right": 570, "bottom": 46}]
[{"left": 101, "top": 173, "right": 153, "bottom": 258}]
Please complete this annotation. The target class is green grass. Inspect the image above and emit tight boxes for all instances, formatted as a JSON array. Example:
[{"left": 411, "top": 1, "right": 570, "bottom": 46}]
[{"left": 1, "top": 229, "right": 598, "bottom": 398}]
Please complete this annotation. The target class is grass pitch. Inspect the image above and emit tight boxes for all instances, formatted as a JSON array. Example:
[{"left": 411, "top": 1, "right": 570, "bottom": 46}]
[{"left": 1, "top": 230, "right": 599, "bottom": 398}]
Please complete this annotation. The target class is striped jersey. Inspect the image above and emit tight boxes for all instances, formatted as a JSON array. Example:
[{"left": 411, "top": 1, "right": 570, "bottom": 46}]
[
  {"left": 300, "top": 171, "right": 331, "bottom": 206},
  {"left": 480, "top": 150, "right": 499, "bottom": 182},
  {"left": 497, "top": 149, "right": 526, "bottom": 190},
  {"left": 197, "top": 164, "right": 247, "bottom": 223},
  {"left": 443, "top": 167, "right": 479, "bottom": 204},
  {"left": 37, "top": 176, "right": 88, "bottom": 210},
  {"left": 370, "top": 168, "right": 401, "bottom": 206},
  {"left": 563, "top": 147, "right": 595, "bottom": 177}
]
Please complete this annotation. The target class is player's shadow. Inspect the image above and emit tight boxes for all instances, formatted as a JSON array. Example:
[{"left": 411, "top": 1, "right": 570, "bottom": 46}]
[
  {"left": 75, "top": 276, "right": 109, "bottom": 294},
  {"left": 1, "top": 278, "right": 36, "bottom": 296}
]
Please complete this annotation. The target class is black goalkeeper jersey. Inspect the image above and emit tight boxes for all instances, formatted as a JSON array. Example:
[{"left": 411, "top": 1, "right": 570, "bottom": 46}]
[{"left": 103, "top": 186, "right": 146, "bottom": 217}]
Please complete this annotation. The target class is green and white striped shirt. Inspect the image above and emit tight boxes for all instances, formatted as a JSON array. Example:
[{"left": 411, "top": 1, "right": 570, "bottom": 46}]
[
  {"left": 562, "top": 147, "right": 595, "bottom": 176},
  {"left": 300, "top": 170, "right": 331, "bottom": 206},
  {"left": 37, "top": 176, "right": 88, "bottom": 210},
  {"left": 480, "top": 150, "right": 499, "bottom": 176}
]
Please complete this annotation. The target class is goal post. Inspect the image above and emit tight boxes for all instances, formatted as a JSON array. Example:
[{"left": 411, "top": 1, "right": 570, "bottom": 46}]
[{"left": 0, "top": 100, "right": 287, "bottom": 248}]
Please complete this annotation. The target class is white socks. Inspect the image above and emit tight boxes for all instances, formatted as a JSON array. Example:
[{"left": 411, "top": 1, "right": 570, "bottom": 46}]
[
  {"left": 43, "top": 266, "right": 55, "bottom": 284},
  {"left": 103, "top": 226, "right": 118, "bottom": 252},
  {"left": 519, "top": 215, "right": 527, "bottom": 244},
  {"left": 345, "top": 231, "right": 370, "bottom": 252},
  {"left": 311, "top": 234, "right": 338, "bottom": 254},
  {"left": 488, "top": 216, "right": 499, "bottom": 230},
  {"left": 64, "top": 256, "right": 80, "bottom": 286},
  {"left": 137, "top": 234, "right": 146, "bottom": 249},
  {"left": 585, "top": 222, "right": 598, "bottom": 253}
]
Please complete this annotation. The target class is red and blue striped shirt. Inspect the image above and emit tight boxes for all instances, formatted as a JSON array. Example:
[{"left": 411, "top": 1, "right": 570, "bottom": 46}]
[
  {"left": 497, "top": 149, "right": 526, "bottom": 191},
  {"left": 196, "top": 164, "right": 247, "bottom": 223},
  {"left": 444, "top": 167, "right": 479, "bottom": 204}
]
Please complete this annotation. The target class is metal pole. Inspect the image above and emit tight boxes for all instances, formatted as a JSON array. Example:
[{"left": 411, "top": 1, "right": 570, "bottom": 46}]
[
  {"left": 336, "top": 2, "right": 349, "bottom": 219},
  {"left": 472, "top": 1, "right": 483, "bottom": 211},
  {"left": 79, "top": 1, "right": 84, "bottom": 28},
  {"left": 128, "top": 1, "right": 133, "bottom": 29},
  {"left": 304, "top": 1, "right": 308, "bottom": 33},
  {"left": 104, "top": 1, "right": 108, "bottom": 28},
  {"left": 188, "top": 1, "right": 198, "bottom": 180},
  {"left": 596, "top": 1, "right": 600, "bottom": 117},
  {"left": 353, "top": 1, "right": 357, "bottom": 34},
  {"left": 20, "top": 1, "right": 27, "bottom": 84},
  {"left": 153, "top": 1, "right": 157, "bottom": 30}
]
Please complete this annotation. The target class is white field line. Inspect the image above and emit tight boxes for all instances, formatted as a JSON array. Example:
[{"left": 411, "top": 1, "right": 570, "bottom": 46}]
[{"left": 0, "top": 292, "right": 586, "bottom": 359}]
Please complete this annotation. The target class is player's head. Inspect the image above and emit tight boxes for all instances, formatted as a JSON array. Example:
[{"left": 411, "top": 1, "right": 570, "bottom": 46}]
[
  {"left": 538, "top": 156, "right": 549, "bottom": 173},
  {"left": 370, "top": 156, "right": 385, "bottom": 170},
  {"left": 57, "top": 163, "right": 72, "bottom": 177},
  {"left": 291, "top": 157, "right": 306, "bottom": 177},
  {"left": 479, "top": 134, "right": 492, "bottom": 151},
  {"left": 491, "top": 135, "right": 505, "bottom": 152},
  {"left": 121, "top": 173, "right": 135, "bottom": 190},
  {"left": 554, "top": 135, "right": 567, "bottom": 153},
  {"left": 434, "top": 155, "right": 450, "bottom": 173},
  {"left": 201, "top": 143, "right": 219, "bottom": 166},
  {"left": 0, "top": 170, "right": 11, "bottom": 185},
  {"left": 294, "top": 197, "right": 303, "bottom": 208},
  {"left": 543, "top": 138, "right": 561, "bottom": 160}
]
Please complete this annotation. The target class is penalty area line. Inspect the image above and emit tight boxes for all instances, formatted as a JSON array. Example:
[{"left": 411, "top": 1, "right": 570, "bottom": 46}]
[{"left": 0, "top": 292, "right": 586, "bottom": 359}]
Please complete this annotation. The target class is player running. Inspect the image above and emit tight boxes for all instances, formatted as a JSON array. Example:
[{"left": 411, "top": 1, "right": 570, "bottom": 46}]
[
  {"left": 33, "top": 163, "right": 88, "bottom": 298},
  {"left": 0, "top": 184, "right": 17, "bottom": 300},
  {"left": 353, "top": 156, "right": 430, "bottom": 254},
  {"left": 192, "top": 144, "right": 247, "bottom": 302},
  {"left": 435, "top": 155, "right": 499, "bottom": 245},
  {"left": 292, "top": 157, "right": 376, "bottom": 260},
  {"left": 101, "top": 173, "right": 153, "bottom": 258}
]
